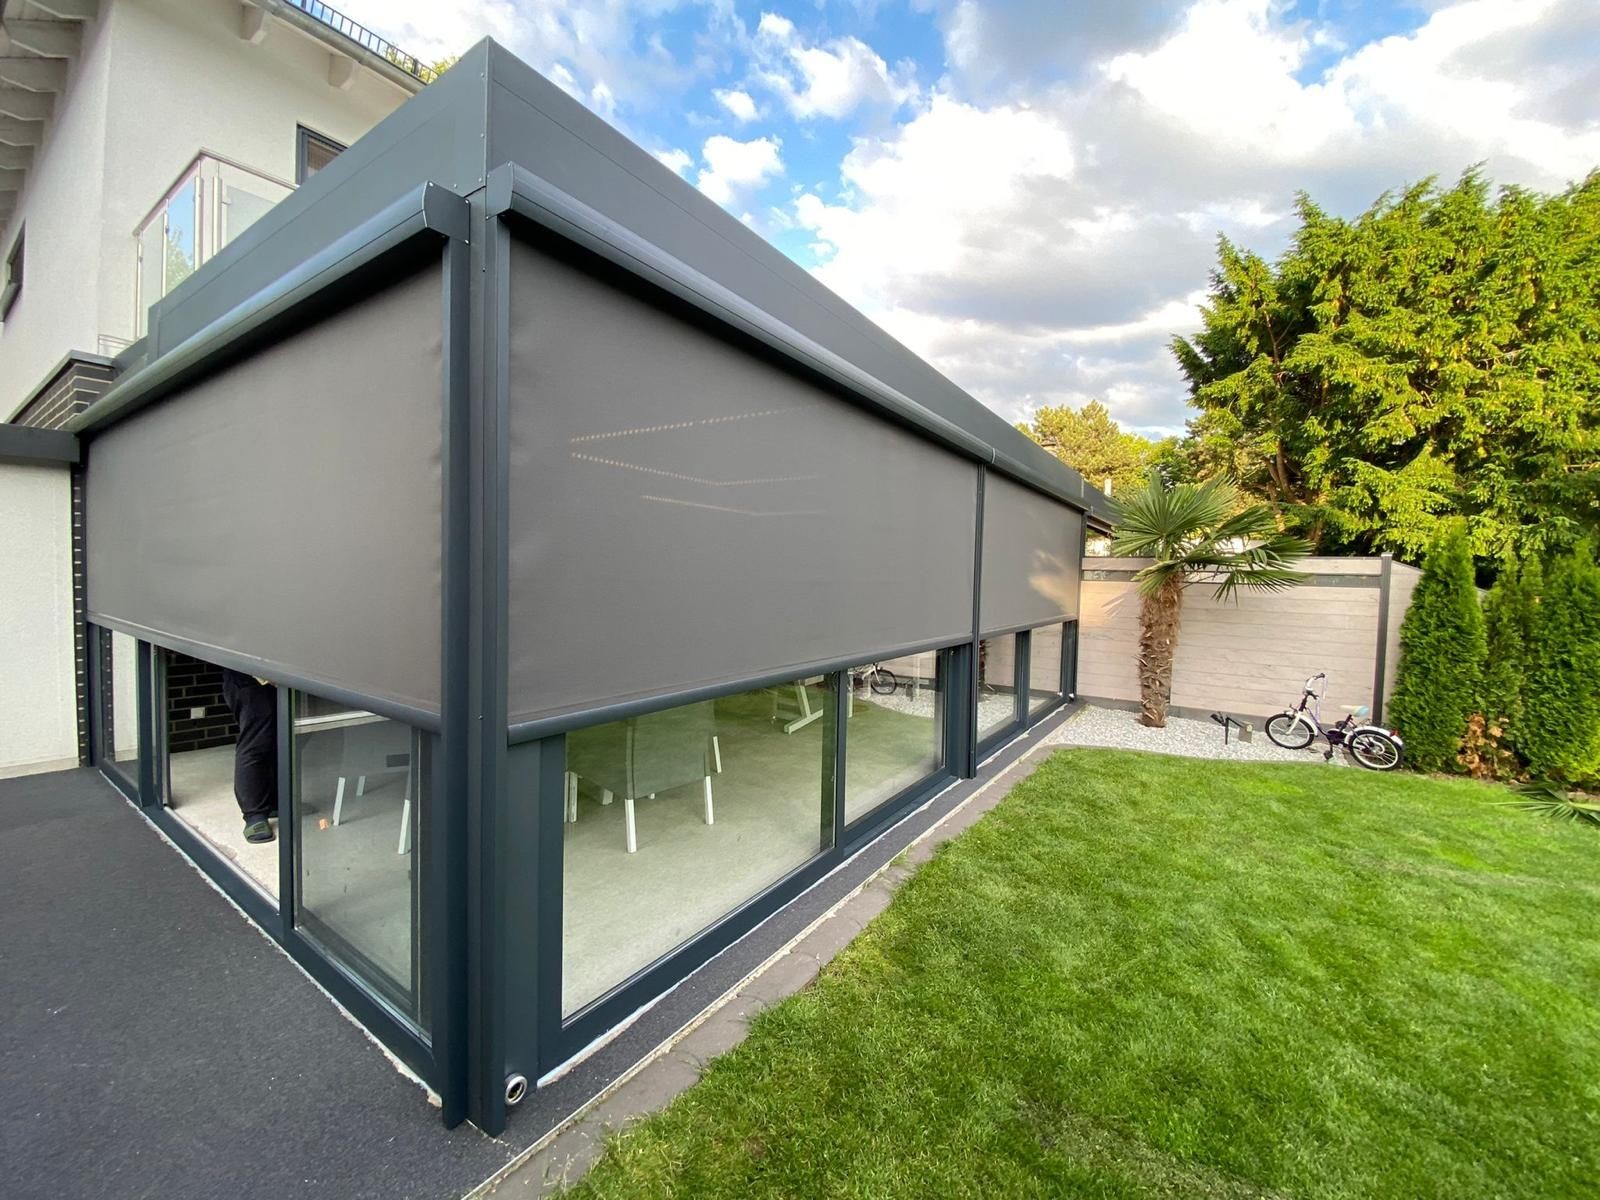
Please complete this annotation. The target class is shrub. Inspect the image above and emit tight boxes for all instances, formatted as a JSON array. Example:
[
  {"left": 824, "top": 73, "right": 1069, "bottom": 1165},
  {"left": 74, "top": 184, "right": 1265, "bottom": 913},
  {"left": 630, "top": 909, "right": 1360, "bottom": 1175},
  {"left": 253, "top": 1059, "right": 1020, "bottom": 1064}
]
[
  {"left": 1388, "top": 523, "right": 1486, "bottom": 772},
  {"left": 1481, "top": 555, "right": 1541, "bottom": 761},
  {"left": 1521, "top": 548, "right": 1600, "bottom": 782}
]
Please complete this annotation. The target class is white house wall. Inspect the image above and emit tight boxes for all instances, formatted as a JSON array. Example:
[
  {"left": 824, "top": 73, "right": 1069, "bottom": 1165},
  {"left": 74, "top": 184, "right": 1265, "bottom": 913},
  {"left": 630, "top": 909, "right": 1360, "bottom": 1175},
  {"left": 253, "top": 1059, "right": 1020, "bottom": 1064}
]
[
  {"left": 0, "top": 8, "right": 113, "bottom": 417},
  {"left": 95, "top": 0, "right": 409, "bottom": 347},
  {"left": 0, "top": 462, "right": 77, "bottom": 776},
  {"left": 1, "top": 0, "right": 413, "bottom": 418}
]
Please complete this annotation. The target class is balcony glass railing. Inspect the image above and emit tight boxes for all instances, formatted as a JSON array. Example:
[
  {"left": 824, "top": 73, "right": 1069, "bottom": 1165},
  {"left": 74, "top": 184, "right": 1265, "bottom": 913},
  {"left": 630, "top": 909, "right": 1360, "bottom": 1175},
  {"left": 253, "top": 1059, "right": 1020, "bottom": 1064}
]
[{"left": 134, "top": 154, "right": 294, "bottom": 336}]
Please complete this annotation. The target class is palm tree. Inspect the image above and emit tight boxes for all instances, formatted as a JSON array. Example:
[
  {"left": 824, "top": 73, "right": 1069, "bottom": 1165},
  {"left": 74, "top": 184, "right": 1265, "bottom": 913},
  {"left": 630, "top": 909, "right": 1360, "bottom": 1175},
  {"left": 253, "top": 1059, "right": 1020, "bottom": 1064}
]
[{"left": 1109, "top": 473, "right": 1311, "bottom": 727}]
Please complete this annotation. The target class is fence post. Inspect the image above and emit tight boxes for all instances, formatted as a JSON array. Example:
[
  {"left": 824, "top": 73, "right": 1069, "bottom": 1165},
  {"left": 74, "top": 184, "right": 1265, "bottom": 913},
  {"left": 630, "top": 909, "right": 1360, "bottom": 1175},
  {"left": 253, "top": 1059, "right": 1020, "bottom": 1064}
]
[{"left": 1371, "top": 552, "right": 1394, "bottom": 724}]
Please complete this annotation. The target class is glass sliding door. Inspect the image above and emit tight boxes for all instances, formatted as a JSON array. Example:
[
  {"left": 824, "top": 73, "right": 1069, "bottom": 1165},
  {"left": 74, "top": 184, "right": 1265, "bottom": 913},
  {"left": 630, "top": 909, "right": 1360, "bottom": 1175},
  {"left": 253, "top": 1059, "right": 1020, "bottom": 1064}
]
[
  {"left": 977, "top": 633, "right": 1020, "bottom": 743},
  {"left": 561, "top": 677, "right": 834, "bottom": 1017},
  {"left": 1028, "top": 624, "right": 1066, "bottom": 716},
  {"left": 292, "top": 692, "right": 425, "bottom": 1025},
  {"left": 844, "top": 650, "right": 945, "bottom": 826}
]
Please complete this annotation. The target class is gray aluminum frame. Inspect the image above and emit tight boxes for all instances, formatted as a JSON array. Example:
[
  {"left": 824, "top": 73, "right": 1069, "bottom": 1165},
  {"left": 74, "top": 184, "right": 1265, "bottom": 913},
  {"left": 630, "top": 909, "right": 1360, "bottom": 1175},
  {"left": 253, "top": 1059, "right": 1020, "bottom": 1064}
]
[{"left": 73, "top": 37, "right": 1103, "bottom": 1137}]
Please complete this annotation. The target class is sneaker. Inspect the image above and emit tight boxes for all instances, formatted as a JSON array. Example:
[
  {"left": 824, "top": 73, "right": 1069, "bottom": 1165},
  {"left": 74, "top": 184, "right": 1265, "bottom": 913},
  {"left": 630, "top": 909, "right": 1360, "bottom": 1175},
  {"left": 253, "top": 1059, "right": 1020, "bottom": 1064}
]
[{"left": 243, "top": 819, "right": 275, "bottom": 844}]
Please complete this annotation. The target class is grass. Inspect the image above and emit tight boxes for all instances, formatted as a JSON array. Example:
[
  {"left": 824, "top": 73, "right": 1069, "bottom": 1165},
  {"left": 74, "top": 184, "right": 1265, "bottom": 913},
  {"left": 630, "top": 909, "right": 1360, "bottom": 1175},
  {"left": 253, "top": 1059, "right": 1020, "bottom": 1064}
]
[{"left": 565, "top": 749, "right": 1600, "bottom": 1199}]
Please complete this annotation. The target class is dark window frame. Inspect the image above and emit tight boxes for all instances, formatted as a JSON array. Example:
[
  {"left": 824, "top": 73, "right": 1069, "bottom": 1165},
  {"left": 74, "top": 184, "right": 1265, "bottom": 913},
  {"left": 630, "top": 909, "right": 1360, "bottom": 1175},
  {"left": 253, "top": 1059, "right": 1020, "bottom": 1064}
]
[
  {"left": 296, "top": 126, "right": 348, "bottom": 185},
  {"left": 1, "top": 224, "right": 22, "bottom": 321}
]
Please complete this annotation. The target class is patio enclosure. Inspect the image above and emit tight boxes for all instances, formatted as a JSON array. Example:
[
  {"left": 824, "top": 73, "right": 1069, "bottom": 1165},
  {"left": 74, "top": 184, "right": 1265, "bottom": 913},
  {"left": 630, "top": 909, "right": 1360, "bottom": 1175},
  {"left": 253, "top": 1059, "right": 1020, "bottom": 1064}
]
[{"left": 69, "top": 39, "right": 1108, "bottom": 1136}]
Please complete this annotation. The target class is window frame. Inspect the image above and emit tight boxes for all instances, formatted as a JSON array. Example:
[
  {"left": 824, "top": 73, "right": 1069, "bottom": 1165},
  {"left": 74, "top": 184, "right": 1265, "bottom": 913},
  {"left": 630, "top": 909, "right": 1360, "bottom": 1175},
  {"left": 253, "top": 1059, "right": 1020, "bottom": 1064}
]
[
  {"left": 296, "top": 125, "right": 348, "bottom": 185},
  {"left": 1, "top": 224, "right": 22, "bottom": 321},
  {"left": 527, "top": 642, "right": 964, "bottom": 1070}
]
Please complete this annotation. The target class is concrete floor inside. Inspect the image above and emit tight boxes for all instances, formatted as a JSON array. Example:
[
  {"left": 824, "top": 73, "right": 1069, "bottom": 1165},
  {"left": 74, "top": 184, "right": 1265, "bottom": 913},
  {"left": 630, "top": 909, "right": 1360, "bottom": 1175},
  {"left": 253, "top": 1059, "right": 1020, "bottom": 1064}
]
[
  {"left": 561, "top": 683, "right": 946, "bottom": 1015},
  {"left": 167, "top": 741, "right": 416, "bottom": 1001}
]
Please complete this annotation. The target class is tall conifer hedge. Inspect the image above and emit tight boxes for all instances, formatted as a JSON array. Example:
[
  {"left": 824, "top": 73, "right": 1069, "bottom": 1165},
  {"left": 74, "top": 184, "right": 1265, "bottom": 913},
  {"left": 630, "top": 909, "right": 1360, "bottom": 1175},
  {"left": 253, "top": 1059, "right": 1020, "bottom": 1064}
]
[
  {"left": 1388, "top": 523, "right": 1486, "bottom": 772},
  {"left": 1522, "top": 549, "right": 1600, "bottom": 781}
]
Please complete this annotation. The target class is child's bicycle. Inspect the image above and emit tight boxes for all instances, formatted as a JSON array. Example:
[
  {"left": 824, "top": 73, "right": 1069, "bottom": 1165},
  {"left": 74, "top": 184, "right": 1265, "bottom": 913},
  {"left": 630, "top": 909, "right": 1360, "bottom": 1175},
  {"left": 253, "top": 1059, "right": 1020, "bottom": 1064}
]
[{"left": 1264, "top": 672, "right": 1404, "bottom": 771}]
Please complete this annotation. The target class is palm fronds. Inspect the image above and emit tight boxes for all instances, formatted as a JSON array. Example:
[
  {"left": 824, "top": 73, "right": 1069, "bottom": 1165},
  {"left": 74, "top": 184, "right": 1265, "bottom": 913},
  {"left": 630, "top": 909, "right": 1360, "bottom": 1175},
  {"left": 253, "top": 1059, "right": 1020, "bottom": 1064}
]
[
  {"left": 1503, "top": 780, "right": 1600, "bottom": 827},
  {"left": 1109, "top": 472, "right": 1311, "bottom": 599}
]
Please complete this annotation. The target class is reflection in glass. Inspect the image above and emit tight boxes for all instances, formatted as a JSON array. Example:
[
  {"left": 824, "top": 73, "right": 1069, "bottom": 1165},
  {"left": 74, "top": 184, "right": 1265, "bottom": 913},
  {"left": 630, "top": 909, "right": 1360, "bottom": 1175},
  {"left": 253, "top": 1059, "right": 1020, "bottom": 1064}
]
[
  {"left": 164, "top": 177, "right": 198, "bottom": 295},
  {"left": 845, "top": 652, "right": 943, "bottom": 824},
  {"left": 977, "top": 633, "right": 1019, "bottom": 741},
  {"left": 293, "top": 693, "right": 422, "bottom": 1022},
  {"left": 561, "top": 679, "right": 833, "bottom": 1016},
  {"left": 1029, "top": 624, "right": 1065, "bottom": 715}
]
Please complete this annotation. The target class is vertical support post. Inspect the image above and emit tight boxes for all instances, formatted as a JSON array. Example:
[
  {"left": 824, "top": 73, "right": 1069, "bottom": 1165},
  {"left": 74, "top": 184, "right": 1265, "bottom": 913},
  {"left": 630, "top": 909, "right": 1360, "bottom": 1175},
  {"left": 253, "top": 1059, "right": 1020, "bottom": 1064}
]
[
  {"left": 822, "top": 673, "right": 844, "bottom": 848},
  {"left": 135, "top": 639, "right": 157, "bottom": 805},
  {"left": 1371, "top": 551, "right": 1393, "bottom": 725},
  {"left": 85, "top": 623, "right": 105, "bottom": 769},
  {"left": 1017, "top": 628, "right": 1033, "bottom": 727},
  {"left": 965, "top": 468, "right": 986, "bottom": 778},
  {"left": 433, "top": 208, "right": 477, "bottom": 1130},
  {"left": 1064, "top": 620, "right": 1079, "bottom": 702},
  {"left": 460, "top": 195, "right": 513, "bottom": 1134},
  {"left": 277, "top": 685, "right": 296, "bottom": 942}
]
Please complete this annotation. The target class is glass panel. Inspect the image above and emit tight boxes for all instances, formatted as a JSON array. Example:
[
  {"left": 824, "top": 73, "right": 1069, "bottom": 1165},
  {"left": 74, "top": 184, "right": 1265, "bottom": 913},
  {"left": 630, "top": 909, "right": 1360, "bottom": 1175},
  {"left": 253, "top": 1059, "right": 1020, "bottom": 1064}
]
[
  {"left": 561, "top": 678, "right": 833, "bottom": 1016},
  {"left": 163, "top": 176, "right": 198, "bottom": 296},
  {"left": 293, "top": 693, "right": 422, "bottom": 1021},
  {"left": 1028, "top": 624, "right": 1065, "bottom": 715},
  {"left": 97, "top": 628, "right": 141, "bottom": 778},
  {"left": 217, "top": 163, "right": 290, "bottom": 250},
  {"left": 977, "top": 633, "right": 1020, "bottom": 741},
  {"left": 136, "top": 217, "right": 163, "bottom": 334},
  {"left": 844, "top": 651, "right": 943, "bottom": 825}
]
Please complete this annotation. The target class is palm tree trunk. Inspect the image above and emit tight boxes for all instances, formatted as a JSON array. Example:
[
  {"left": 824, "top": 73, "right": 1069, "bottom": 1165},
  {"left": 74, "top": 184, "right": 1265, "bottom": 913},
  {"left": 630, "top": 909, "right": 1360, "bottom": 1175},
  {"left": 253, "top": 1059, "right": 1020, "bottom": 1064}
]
[{"left": 1137, "top": 573, "right": 1185, "bottom": 727}]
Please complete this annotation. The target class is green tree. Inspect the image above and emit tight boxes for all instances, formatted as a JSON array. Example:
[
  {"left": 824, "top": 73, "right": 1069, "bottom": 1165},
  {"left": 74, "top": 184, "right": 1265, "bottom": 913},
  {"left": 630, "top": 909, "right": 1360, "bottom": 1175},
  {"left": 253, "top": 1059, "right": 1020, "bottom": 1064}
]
[
  {"left": 1173, "top": 170, "right": 1600, "bottom": 568},
  {"left": 1522, "top": 547, "right": 1600, "bottom": 781},
  {"left": 1018, "top": 401, "right": 1174, "bottom": 498},
  {"left": 1109, "top": 474, "right": 1309, "bottom": 727},
  {"left": 1481, "top": 554, "right": 1541, "bottom": 754},
  {"left": 1387, "top": 523, "right": 1486, "bottom": 771}
]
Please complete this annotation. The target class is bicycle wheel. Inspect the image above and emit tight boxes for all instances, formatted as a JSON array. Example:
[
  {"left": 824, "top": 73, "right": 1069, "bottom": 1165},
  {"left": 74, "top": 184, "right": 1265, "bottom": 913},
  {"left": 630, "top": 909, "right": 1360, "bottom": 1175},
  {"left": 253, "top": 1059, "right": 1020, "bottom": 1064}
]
[
  {"left": 1265, "top": 712, "right": 1314, "bottom": 750},
  {"left": 1347, "top": 729, "right": 1402, "bottom": 771},
  {"left": 869, "top": 667, "right": 899, "bottom": 696}
]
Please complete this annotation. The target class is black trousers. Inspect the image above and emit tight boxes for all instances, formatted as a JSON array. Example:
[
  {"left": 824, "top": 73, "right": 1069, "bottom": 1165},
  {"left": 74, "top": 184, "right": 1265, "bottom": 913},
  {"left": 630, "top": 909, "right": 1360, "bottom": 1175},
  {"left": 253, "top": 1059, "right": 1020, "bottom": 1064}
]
[{"left": 221, "top": 669, "right": 278, "bottom": 822}]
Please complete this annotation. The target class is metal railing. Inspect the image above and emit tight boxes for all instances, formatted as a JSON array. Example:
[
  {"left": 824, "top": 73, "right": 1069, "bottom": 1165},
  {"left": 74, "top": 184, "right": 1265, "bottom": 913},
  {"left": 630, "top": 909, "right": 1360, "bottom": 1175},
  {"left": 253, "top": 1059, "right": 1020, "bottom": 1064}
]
[
  {"left": 133, "top": 154, "right": 296, "bottom": 336},
  {"left": 279, "top": 1, "right": 440, "bottom": 84}
]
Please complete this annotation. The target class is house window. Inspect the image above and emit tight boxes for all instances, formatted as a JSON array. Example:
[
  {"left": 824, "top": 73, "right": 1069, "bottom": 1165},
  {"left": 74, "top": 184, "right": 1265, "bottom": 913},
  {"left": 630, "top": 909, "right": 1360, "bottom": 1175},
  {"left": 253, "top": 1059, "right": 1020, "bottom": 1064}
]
[
  {"left": 297, "top": 127, "right": 347, "bottom": 184},
  {"left": 1, "top": 226, "right": 22, "bottom": 322}
]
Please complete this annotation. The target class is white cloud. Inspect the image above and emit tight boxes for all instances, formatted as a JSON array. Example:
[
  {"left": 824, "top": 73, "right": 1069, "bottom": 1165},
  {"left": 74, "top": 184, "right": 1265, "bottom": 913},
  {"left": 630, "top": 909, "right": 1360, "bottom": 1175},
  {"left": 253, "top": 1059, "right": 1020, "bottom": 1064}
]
[
  {"left": 697, "top": 134, "right": 785, "bottom": 206},
  {"left": 714, "top": 87, "right": 760, "bottom": 122},
  {"left": 752, "top": 11, "right": 918, "bottom": 119},
  {"left": 331, "top": 0, "right": 738, "bottom": 116},
  {"left": 791, "top": 0, "right": 1600, "bottom": 431},
  {"left": 655, "top": 147, "right": 694, "bottom": 176}
]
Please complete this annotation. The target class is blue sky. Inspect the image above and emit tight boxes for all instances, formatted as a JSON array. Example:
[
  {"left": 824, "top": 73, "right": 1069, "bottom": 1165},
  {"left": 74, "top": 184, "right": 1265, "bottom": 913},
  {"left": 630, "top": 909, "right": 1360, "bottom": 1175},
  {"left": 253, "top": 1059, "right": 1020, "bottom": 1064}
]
[{"left": 342, "top": 0, "right": 1600, "bottom": 436}]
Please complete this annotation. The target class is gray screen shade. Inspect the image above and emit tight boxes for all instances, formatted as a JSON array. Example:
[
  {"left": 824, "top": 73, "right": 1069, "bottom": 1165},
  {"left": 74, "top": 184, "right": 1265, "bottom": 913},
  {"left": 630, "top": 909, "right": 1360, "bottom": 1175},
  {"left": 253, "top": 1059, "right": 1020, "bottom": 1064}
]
[
  {"left": 85, "top": 269, "right": 444, "bottom": 714},
  {"left": 979, "top": 471, "right": 1083, "bottom": 635},
  {"left": 507, "top": 240, "right": 979, "bottom": 725}
]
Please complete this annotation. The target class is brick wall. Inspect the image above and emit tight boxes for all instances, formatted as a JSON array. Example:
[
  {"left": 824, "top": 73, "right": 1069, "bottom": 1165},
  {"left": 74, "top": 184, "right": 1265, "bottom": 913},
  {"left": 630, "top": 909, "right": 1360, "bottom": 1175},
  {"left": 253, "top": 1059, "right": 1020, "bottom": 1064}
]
[{"left": 164, "top": 653, "right": 238, "bottom": 753}]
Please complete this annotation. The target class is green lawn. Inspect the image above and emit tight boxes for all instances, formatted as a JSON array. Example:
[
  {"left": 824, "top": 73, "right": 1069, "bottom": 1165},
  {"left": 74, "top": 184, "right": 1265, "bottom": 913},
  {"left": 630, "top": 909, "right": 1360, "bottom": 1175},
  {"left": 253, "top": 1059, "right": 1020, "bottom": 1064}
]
[{"left": 567, "top": 749, "right": 1600, "bottom": 1199}]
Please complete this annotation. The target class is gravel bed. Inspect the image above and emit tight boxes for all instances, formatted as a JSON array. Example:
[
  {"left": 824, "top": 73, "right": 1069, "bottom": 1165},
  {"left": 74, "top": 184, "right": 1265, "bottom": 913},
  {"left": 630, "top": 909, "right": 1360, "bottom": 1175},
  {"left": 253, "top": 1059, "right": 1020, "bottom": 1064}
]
[{"left": 1044, "top": 702, "right": 1349, "bottom": 767}]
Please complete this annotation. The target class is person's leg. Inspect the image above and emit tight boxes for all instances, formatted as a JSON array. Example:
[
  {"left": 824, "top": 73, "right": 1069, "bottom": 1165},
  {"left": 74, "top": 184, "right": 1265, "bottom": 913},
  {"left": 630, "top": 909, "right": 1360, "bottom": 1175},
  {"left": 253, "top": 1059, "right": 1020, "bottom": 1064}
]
[{"left": 223, "top": 670, "right": 277, "bottom": 825}]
